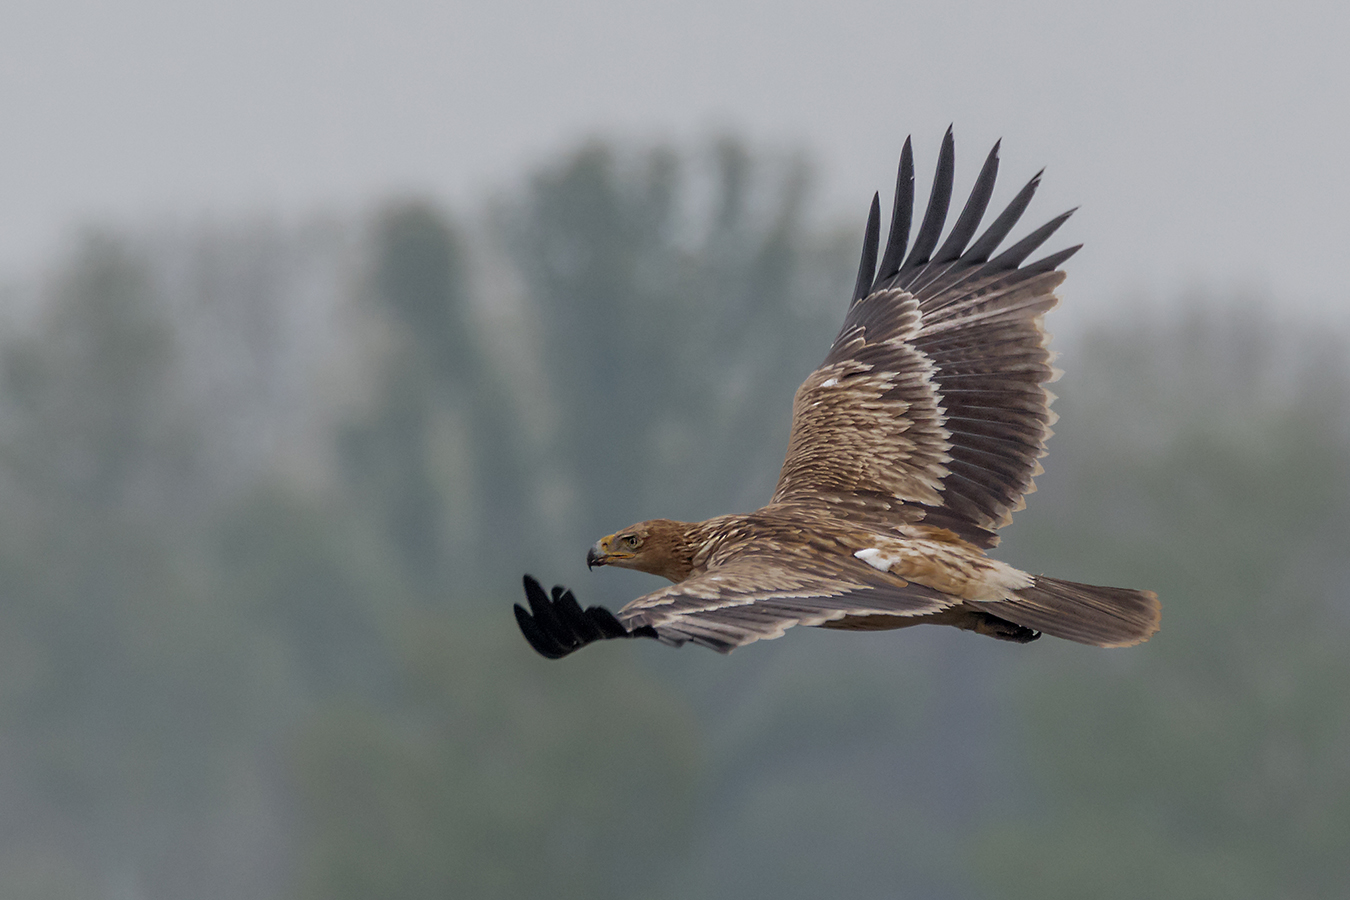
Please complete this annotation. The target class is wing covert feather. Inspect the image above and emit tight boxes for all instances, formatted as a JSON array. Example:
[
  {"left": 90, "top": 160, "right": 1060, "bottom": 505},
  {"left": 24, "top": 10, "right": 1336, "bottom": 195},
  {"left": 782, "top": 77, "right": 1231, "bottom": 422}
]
[{"left": 617, "top": 552, "right": 956, "bottom": 652}]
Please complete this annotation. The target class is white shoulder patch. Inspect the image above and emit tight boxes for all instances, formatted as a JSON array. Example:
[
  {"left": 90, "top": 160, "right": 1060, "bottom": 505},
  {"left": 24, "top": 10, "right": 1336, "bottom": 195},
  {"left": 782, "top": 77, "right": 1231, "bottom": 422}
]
[{"left": 854, "top": 548, "right": 901, "bottom": 572}]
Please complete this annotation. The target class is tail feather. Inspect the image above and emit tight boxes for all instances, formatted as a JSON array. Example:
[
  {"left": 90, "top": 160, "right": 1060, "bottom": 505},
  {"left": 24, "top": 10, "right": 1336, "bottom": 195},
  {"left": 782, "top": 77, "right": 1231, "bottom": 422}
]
[{"left": 981, "top": 576, "right": 1161, "bottom": 648}]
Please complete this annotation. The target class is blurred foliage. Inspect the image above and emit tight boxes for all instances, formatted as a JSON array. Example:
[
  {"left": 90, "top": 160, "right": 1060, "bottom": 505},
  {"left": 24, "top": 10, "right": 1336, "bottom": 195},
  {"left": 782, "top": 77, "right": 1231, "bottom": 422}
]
[
  {"left": 502, "top": 140, "right": 848, "bottom": 541},
  {"left": 975, "top": 309, "right": 1350, "bottom": 900},
  {"left": 0, "top": 235, "right": 289, "bottom": 898},
  {"left": 291, "top": 614, "right": 698, "bottom": 900},
  {"left": 0, "top": 140, "right": 1346, "bottom": 900},
  {"left": 339, "top": 203, "right": 529, "bottom": 594}
]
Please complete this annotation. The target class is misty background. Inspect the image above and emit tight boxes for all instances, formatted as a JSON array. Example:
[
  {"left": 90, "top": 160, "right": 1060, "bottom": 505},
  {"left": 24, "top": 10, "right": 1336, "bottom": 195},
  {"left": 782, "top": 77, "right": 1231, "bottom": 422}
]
[{"left": 1, "top": 1, "right": 1348, "bottom": 898}]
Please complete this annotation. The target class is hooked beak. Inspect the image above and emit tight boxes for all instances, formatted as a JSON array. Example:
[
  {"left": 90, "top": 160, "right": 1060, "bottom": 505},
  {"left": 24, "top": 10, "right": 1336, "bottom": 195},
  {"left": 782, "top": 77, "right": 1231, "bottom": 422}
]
[{"left": 587, "top": 534, "right": 634, "bottom": 570}]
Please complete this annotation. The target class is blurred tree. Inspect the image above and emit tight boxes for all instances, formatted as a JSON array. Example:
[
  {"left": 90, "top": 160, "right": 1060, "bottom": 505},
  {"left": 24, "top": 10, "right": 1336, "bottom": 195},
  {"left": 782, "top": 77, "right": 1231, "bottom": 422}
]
[
  {"left": 289, "top": 141, "right": 856, "bottom": 899},
  {"left": 2, "top": 233, "right": 180, "bottom": 511},
  {"left": 214, "top": 486, "right": 406, "bottom": 699},
  {"left": 0, "top": 234, "right": 285, "bottom": 899},
  {"left": 7, "top": 140, "right": 1348, "bottom": 900},
  {"left": 340, "top": 202, "right": 529, "bottom": 598},
  {"left": 975, "top": 307, "right": 1350, "bottom": 899},
  {"left": 502, "top": 139, "right": 848, "bottom": 556},
  {"left": 290, "top": 613, "right": 699, "bottom": 900}
]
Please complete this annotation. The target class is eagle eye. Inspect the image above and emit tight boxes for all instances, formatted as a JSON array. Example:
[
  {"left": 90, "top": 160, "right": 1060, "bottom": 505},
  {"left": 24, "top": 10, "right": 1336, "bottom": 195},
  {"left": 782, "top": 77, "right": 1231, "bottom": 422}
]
[{"left": 622, "top": 534, "right": 640, "bottom": 549}]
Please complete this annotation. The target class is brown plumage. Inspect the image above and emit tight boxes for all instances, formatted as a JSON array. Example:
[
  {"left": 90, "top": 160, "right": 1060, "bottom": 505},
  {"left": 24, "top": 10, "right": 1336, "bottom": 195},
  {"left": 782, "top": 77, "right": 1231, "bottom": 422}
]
[{"left": 515, "top": 131, "right": 1160, "bottom": 659}]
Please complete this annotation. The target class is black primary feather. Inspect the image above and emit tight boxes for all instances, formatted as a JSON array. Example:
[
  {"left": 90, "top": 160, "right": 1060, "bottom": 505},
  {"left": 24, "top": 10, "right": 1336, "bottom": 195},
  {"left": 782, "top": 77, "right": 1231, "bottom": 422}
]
[
  {"left": 1020, "top": 244, "right": 1083, "bottom": 277},
  {"left": 872, "top": 137, "right": 915, "bottom": 291},
  {"left": 932, "top": 139, "right": 1000, "bottom": 264},
  {"left": 525, "top": 577, "right": 568, "bottom": 640},
  {"left": 850, "top": 193, "right": 882, "bottom": 305},
  {"left": 961, "top": 169, "right": 1043, "bottom": 264},
  {"left": 552, "top": 587, "right": 604, "bottom": 643},
  {"left": 901, "top": 126, "right": 955, "bottom": 271},
  {"left": 515, "top": 575, "right": 658, "bottom": 659},
  {"left": 986, "top": 207, "right": 1077, "bottom": 272},
  {"left": 514, "top": 602, "right": 570, "bottom": 659}
]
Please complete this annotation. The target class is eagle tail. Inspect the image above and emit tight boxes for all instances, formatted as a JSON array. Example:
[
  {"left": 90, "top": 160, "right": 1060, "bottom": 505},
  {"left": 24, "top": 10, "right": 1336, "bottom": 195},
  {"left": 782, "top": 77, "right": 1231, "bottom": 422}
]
[{"left": 981, "top": 576, "right": 1161, "bottom": 648}]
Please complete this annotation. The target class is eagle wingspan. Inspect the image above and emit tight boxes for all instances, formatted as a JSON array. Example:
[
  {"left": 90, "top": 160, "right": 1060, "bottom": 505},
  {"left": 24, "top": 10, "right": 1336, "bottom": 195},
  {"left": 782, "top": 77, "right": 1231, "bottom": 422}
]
[
  {"left": 771, "top": 129, "right": 1075, "bottom": 547},
  {"left": 514, "top": 132, "right": 1162, "bottom": 661}
]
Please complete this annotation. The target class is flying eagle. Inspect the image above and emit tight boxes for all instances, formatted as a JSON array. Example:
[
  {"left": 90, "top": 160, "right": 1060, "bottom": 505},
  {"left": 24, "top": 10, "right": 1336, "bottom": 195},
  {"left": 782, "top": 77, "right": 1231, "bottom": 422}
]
[{"left": 515, "top": 131, "right": 1160, "bottom": 659}]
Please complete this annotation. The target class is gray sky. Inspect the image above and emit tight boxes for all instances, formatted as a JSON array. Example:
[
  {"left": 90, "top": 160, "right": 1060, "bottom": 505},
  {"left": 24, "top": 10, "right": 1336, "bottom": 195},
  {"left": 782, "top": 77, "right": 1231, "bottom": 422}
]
[{"left": 3, "top": 0, "right": 1347, "bottom": 321}]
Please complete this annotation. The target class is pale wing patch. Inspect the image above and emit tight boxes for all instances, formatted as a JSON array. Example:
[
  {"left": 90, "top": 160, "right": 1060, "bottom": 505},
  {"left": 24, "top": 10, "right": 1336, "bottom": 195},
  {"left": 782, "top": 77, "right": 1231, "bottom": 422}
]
[
  {"left": 773, "top": 334, "right": 952, "bottom": 507},
  {"left": 854, "top": 548, "right": 902, "bottom": 572},
  {"left": 854, "top": 538, "right": 1032, "bottom": 602},
  {"left": 974, "top": 558, "right": 1035, "bottom": 599}
]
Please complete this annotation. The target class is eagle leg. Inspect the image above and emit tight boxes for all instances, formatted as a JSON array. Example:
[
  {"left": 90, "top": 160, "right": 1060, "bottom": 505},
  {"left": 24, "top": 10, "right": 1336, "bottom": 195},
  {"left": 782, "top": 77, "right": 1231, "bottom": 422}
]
[
  {"left": 515, "top": 574, "right": 658, "bottom": 659},
  {"left": 967, "top": 609, "right": 1041, "bottom": 644}
]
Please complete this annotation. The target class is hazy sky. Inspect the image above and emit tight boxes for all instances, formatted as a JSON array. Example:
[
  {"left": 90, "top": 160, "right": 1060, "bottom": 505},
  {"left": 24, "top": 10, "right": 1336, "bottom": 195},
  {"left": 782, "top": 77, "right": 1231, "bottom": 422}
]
[{"left": 3, "top": 0, "right": 1347, "bottom": 322}]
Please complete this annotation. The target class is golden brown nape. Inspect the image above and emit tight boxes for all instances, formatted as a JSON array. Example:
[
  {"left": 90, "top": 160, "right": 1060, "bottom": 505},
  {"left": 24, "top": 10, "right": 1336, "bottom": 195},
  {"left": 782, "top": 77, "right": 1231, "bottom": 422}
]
[{"left": 586, "top": 519, "right": 698, "bottom": 583}]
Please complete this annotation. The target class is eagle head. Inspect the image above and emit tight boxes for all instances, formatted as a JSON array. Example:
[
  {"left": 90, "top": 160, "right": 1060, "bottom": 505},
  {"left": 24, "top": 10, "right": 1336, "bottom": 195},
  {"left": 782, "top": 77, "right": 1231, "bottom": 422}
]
[{"left": 587, "top": 519, "right": 696, "bottom": 583}]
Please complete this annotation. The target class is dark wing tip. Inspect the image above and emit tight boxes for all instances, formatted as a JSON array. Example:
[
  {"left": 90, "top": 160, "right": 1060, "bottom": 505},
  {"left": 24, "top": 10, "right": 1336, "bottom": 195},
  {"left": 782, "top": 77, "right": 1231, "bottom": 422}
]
[
  {"left": 514, "top": 602, "right": 570, "bottom": 659},
  {"left": 960, "top": 168, "right": 1046, "bottom": 264},
  {"left": 514, "top": 574, "right": 661, "bottom": 660},
  {"left": 932, "top": 138, "right": 1002, "bottom": 264},
  {"left": 873, "top": 137, "right": 916, "bottom": 289},
  {"left": 986, "top": 207, "right": 1077, "bottom": 272},
  {"left": 554, "top": 588, "right": 603, "bottom": 643},
  {"left": 1020, "top": 242, "right": 1082, "bottom": 276},
  {"left": 901, "top": 128, "right": 956, "bottom": 271},
  {"left": 850, "top": 192, "right": 883, "bottom": 305},
  {"left": 862, "top": 134, "right": 1075, "bottom": 294},
  {"left": 587, "top": 605, "right": 630, "bottom": 639}
]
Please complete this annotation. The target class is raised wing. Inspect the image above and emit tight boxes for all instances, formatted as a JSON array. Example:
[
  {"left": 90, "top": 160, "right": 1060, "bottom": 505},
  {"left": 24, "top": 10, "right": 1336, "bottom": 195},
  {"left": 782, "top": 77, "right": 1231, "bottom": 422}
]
[
  {"left": 615, "top": 547, "right": 955, "bottom": 653},
  {"left": 772, "top": 130, "right": 1074, "bottom": 548}
]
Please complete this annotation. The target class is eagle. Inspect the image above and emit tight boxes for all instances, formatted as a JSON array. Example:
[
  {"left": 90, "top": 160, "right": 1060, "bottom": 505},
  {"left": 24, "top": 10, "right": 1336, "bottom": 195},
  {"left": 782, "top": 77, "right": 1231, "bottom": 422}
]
[{"left": 515, "top": 130, "right": 1160, "bottom": 659}]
